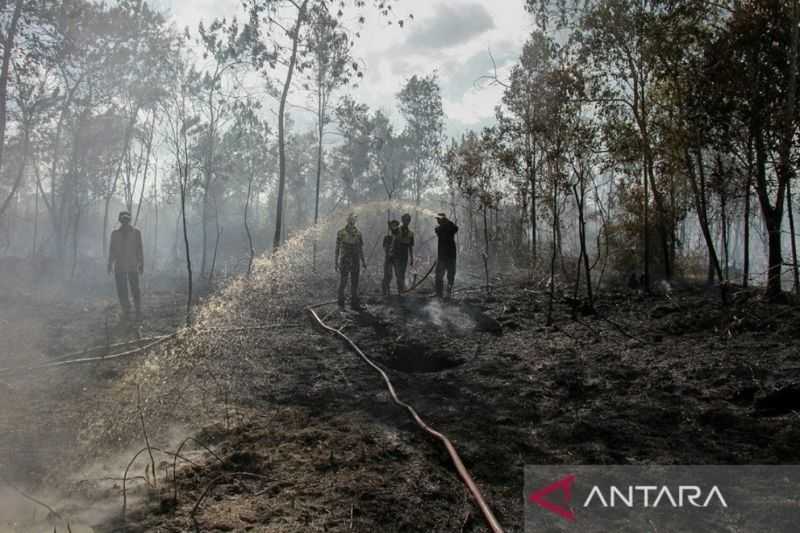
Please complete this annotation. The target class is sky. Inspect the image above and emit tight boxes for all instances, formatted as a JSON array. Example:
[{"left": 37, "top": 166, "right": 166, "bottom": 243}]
[{"left": 150, "top": 0, "right": 534, "bottom": 138}]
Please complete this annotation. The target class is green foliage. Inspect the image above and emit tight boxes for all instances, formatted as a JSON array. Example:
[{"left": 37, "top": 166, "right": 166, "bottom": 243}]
[{"left": 397, "top": 72, "right": 445, "bottom": 203}]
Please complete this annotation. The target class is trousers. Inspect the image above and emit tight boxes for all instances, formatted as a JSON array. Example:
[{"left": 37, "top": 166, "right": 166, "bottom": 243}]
[
  {"left": 338, "top": 255, "right": 361, "bottom": 305},
  {"left": 435, "top": 256, "right": 456, "bottom": 297},
  {"left": 382, "top": 257, "right": 407, "bottom": 295},
  {"left": 115, "top": 271, "right": 141, "bottom": 315}
]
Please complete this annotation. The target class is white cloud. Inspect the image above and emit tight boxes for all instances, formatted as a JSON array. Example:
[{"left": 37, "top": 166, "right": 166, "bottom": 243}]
[
  {"left": 154, "top": 0, "right": 533, "bottom": 136},
  {"left": 403, "top": 2, "right": 494, "bottom": 50}
]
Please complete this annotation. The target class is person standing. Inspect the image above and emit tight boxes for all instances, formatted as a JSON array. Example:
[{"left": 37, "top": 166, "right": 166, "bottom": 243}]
[
  {"left": 434, "top": 212, "right": 458, "bottom": 298},
  {"left": 108, "top": 210, "right": 144, "bottom": 320},
  {"left": 382, "top": 220, "right": 401, "bottom": 296},
  {"left": 335, "top": 213, "right": 366, "bottom": 309},
  {"left": 395, "top": 213, "right": 415, "bottom": 293}
]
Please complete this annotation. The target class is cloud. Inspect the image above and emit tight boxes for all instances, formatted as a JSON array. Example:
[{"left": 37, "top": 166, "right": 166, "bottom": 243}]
[
  {"left": 154, "top": 0, "right": 531, "bottom": 136},
  {"left": 404, "top": 2, "right": 494, "bottom": 50},
  {"left": 439, "top": 43, "right": 518, "bottom": 101}
]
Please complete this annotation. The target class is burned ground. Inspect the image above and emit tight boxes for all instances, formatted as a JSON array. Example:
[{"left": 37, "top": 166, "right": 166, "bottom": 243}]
[{"left": 1, "top": 260, "right": 799, "bottom": 533}]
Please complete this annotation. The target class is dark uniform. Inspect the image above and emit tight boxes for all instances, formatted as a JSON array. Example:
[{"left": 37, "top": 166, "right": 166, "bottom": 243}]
[
  {"left": 394, "top": 225, "right": 414, "bottom": 292},
  {"left": 336, "top": 222, "right": 365, "bottom": 307},
  {"left": 434, "top": 215, "right": 458, "bottom": 298},
  {"left": 108, "top": 212, "right": 144, "bottom": 318},
  {"left": 382, "top": 222, "right": 401, "bottom": 296}
]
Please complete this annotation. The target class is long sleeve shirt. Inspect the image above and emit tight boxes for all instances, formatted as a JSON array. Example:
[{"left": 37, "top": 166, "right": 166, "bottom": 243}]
[{"left": 109, "top": 226, "right": 143, "bottom": 273}]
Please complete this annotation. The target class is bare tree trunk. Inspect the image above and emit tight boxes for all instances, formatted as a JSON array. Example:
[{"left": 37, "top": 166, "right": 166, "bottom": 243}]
[
  {"left": 0, "top": 120, "right": 31, "bottom": 221},
  {"left": 152, "top": 166, "right": 158, "bottom": 272},
  {"left": 482, "top": 206, "right": 490, "bottom": 294},
  {"left": 201, "top": 188, "right": 209, "bottom": 277},
  {"left": 753, "top": 121, "right": 785, "bottom": 301},
  {"left": 244, "top": 169, "right": 255, "bottom": 276},
  {"left": 70, "top": 204, "right": 81, "bottom": 280},
  {"left": 180, "top": 165, "right": 192, "bottom": 326},
  {"left": 743, "top": 136, "right": 753, "bottom": 288},
  {"left": 573, "top": 173, "right": 593, "bottom": 310},
  {"left": 720, "top": 188, "right": 729, "bottom": 281},
  {"left": 134, "top": 111, "right": 157, "bottom": 225},
  {"left": 779, "top": 0, "right": 799, "bottom": 297},
  {"left": 643, "top": 156, "right": 650, "bottom": 291},
  {"left": 687, "top": 147, "right": 727, "bottom": 304},
  {"left": 546, "top": 179, "right": 558, "bottom": 327},
  {"left": 787, "top": 176, "right": 799, "bottom": 294},
  {"left": 32, "top": 178, "right": 39, "bottom": 257},
  {"left": 313, "top": 80, "right": 324, "bottom": 271},
  {"left": 273, "top": 0, "right": 309, "bottom": 252},
  {"left": 0, "top": 0, "right": 23, "bottom": 178},
  {"left": 527, "top": 132, "right": 537, "bottom": 267},
  {"left": 209, "top": 223, "right": 222, "bottom": 282}
]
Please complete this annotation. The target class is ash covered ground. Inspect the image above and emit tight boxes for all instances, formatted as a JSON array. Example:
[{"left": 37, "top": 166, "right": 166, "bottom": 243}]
[{"left": 1, "top": 211, "right": 799, "bottom": 532}]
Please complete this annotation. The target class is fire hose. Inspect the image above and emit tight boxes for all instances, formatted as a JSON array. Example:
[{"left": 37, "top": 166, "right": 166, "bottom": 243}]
[
  {"left": 401, "top": 259, "right": 437, "bottom": 294},
  {"left": 306, "top": 304, "right": 504, "bottom": 533}
]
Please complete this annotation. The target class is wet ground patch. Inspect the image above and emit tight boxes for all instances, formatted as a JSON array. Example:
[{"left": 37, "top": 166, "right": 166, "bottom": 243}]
[{"left": 384, "top": 341, "right": 465, "bottom": 373}]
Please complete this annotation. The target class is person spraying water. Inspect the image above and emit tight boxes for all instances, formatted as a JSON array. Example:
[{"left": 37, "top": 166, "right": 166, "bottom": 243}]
[{"left": 434, "top": 213, "right": 458, "bottom": 299}]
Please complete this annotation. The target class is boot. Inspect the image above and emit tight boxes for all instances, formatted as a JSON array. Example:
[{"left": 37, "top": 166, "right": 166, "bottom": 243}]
[{"left": 446, "top": 283, "right": 453, "bottom": 299}]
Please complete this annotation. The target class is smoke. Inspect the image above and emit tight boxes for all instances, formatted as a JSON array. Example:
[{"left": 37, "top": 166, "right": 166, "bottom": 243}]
[
  {"left": 421, "top": 299, "right": 476, "bottom": 332},
  {"left": 0, "top": 486, "right": 101, "bottom": 532}
]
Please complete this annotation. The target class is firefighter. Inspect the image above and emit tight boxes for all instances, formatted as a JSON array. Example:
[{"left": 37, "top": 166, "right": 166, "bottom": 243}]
[
  {"left": 382, "top": 220, "right": 401, "bottom": 296},
  {"left": 395, "top": 213, "right": 415, "bottom": 293},
  {"left": 434, "top": 212, "right": 458, "bottom": 298},
  {"left": 108, "top": 210, "right": 144, "bottom": 320},
  {"left": 335, "top": 213, "right": 367, "bottom": 309}
]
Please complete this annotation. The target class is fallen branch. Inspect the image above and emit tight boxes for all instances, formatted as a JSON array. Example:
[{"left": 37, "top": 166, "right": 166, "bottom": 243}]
[
  {"left": 50, "top": 335, "right": 173, "bottom": 363},
  {"left": 0, "top": 324, "right": 302, "bottom": 376},
  {"left": 0, "top": 334, "right": 178, "bottom": 376},
  {"left": 192, "top": 323, "right": 302, "bottom": 333}
]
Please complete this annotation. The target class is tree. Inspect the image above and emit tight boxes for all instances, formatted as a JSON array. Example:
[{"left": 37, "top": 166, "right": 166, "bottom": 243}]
[
  {"left": 218, "top": 100, "right": 271, "bottom": 275},
  {"left": 303, "top": 6, "right": 355, "bottom": 267},
  {"left": 500, "top": 31, "right": 559, "bottom": 267},
  {"left": 371, "top": 110, "right": 409, "bottom": 205},
  {"left": 444, "top": 129, "right": 505, "bottom": 292},
  {"left": 162, "top": 60, "right": 201, "bottom": 325},
  {"left": 703, "top": 0, "right": 799, "bottom": 301},
  {"left": 397, "top": 72, "right": 444, "bottom": 207},
  {"left": 189, "top": 18, "right": 248, "bottom": 278},
  {"left": 242, "top": 0, "right": 407, "bottom": 251},
  {"left": 333, "top": 95, "right": 372, "bottom": 204}
]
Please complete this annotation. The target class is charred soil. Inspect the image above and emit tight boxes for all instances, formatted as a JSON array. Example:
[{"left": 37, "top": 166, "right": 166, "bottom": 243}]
[{"left": 2, "top": 274, "right": 800, "bottom": 533}]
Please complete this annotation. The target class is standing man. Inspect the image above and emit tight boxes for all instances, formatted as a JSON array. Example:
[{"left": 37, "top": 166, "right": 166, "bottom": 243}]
[
  {"left": 395, "top": 213, "right": 415, "bottom": 293},
  {"left": 335, "top": 213, "right": 366, "bottom": 309},
  {"left": 434, "top": 212, "right": 458, "bottom": 298},
  {"left": 382, "top": 220, "right": 401, "bottom": 297},
  {"left": 108, "top": 210, "right": 144, "bottom": 320}
]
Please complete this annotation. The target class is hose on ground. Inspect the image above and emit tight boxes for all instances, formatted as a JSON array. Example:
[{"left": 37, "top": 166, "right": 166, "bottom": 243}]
[
  {"left": 400, "top": 259, "right": 437, "bottom": 294},
  {"left": 306, "top": 304, "right": 504, "bottom": 533}
]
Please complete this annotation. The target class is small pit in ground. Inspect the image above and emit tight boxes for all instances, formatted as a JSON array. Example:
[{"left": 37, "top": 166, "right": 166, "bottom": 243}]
[{"left": 385, "top": 343, "right": 464, "bottom": 373}]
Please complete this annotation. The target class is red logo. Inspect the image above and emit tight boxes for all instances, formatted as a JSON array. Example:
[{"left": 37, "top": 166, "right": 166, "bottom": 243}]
[{"left": 529, "top": 474, "right": 577, "bottom": 522}]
